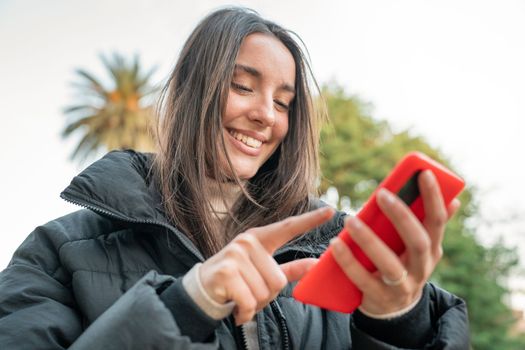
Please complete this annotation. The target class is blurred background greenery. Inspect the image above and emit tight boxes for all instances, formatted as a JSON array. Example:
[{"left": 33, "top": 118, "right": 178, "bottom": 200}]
[{"left": 61, "top": 52, "right": 525, "bottom": 349}]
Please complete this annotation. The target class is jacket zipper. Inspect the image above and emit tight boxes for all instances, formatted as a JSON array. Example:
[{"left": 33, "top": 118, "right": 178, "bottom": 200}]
[
  {"left": 60, "top": 192, "right": 205, "bottom": 262},
  {"left": 239, "top": 325, "right": 249, "bottom": 350},
  {"left": 270, "top": 300, "right": 290, "bottom": 350}
]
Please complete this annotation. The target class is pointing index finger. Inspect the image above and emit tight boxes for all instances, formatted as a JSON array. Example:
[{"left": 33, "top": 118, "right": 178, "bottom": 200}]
[{"left": 248, "top": 207, "right": 335, "bottom": 254}]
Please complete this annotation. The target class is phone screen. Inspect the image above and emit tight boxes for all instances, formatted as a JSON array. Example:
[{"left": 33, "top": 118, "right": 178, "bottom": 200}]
[{"left": 396, "top": 171, "right": 421, "bottom": 206}]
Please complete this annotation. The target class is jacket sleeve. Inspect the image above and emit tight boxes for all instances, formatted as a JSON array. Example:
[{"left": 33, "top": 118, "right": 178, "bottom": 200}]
[
  {"left": 70, "top": 271, "right": 219, "bottom": 350},
  {"left": 349, "top": 283, "right": 470, "bottom": 349},
  {"left": 0, "top": 222, "right": 219, "bottom": 350}
]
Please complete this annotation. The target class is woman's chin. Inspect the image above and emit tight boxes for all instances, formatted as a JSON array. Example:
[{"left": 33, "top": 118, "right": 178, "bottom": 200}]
[
  {"left": 231, "top": 162, "right": 259, "bottom": 180},
  {"left": 234, "top": 170, "right": 257, "bottom": 180}
]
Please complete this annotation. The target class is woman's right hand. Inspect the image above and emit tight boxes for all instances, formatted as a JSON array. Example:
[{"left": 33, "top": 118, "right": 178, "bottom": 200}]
[{"left": 200, "top": 206, "right": 335, "bottom": 325}]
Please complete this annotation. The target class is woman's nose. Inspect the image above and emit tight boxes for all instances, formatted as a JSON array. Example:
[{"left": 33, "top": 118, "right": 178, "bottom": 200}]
[{"left": 248, "top": 96, "right": 275, "bottom": 127}]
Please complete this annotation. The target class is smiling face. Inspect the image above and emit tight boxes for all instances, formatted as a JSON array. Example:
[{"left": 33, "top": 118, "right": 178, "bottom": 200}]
[{"left": 221, "top": 33, "right": 296, "bottom": 180}]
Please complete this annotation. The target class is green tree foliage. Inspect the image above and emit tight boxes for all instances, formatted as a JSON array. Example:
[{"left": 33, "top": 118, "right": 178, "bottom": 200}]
[
  {"left": 319, "top": 83, "right": 525, "bottom": 349},
  {"left": 63, "top": 53, "right": 158, "bottom": 163}
]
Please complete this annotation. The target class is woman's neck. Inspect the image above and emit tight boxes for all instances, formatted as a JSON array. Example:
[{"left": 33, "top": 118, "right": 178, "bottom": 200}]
[{"left": 206, "top": 177, "right": 244, "bottom": 219}]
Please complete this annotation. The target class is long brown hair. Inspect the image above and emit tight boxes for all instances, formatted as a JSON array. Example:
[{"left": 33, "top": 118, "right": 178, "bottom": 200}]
[{"left": 153, "top": 7, "right": 326, "bottom": 258}]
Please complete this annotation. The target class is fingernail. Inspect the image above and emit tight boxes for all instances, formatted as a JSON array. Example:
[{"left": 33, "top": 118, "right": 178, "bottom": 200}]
[
  {"left": 320, "top": 206, "right": 334, "bottom": 216},
  {"left": 423, "top": 170, "right": 436, "bottom": 185},
  {"left": 347, "top": 217, "right": 362, "bottom": 231},
  {"left": 331, "top": 238, "right": 345, "bottom": 256},
  {"left": 234, "top": 312, "right": 240, "bottom": 326},
  {"left": 378, "top": 188, "right": 396, "bottom": 205}
]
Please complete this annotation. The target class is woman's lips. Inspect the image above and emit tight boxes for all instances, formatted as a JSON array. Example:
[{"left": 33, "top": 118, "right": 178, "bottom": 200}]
[
  {"left": 225, "top": 129, "right": 262, "bottom": 156},
  {"left": 229, "top": 129, "right": 263, "bottom": 148}
]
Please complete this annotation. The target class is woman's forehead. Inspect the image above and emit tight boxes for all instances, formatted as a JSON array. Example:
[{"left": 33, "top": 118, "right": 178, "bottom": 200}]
[{"left": 235, "top": 33, "right": 296, "bottom": 87}]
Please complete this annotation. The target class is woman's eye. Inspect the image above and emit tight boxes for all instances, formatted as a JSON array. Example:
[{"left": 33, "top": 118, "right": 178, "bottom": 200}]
[
  {"left": 231, "top": 82, "right": 252, "bottom": 92},
  {"left": 274, "top": 100, "right": 290, "bottom": 111}
]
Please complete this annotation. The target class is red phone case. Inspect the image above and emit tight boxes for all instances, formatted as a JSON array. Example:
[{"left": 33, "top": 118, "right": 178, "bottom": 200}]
[{"left": 292, "top": 152, "right": 465, "bottom": 313}]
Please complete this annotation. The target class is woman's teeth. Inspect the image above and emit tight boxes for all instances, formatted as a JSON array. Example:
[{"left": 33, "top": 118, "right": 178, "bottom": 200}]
[{"left": 230, "top": 130, "right": 263, "bottom": 149}]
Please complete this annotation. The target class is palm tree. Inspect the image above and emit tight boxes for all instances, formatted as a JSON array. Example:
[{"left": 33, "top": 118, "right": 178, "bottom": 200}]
[{"left": 63, "top": 53, "right": 158, "bottom": 163}]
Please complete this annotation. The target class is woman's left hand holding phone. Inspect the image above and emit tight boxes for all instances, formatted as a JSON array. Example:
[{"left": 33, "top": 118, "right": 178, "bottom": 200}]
[{"left": 330, "top": 170, "right": 461, "bottom": 316}]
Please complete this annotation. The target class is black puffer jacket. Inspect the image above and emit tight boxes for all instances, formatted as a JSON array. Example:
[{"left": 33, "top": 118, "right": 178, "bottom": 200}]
[{"left": 0, "top": 151, "right": 469, "bottom": 349}]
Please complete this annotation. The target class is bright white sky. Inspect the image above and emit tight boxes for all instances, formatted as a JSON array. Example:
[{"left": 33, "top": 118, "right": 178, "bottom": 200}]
[{"left": 1, "top": 0, "right": 525, "bottom": 308}]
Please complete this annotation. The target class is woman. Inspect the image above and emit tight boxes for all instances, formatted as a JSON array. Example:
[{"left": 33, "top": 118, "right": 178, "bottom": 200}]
[{"left": 0, "top": 7, "right": 469, "bottom": 349}]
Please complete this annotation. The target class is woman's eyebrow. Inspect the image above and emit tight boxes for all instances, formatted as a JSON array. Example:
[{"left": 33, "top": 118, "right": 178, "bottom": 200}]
[
  {"left": 234, "top": 64, "right": 295, "bottom": 94},
  {"left": 235, "top": 63, "right": 260, "bottom": 77}
]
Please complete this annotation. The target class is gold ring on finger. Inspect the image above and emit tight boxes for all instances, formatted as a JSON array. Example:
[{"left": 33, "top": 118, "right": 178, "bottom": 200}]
[{"left": 381, "top": 269, "right": 408, "bottom": 286}]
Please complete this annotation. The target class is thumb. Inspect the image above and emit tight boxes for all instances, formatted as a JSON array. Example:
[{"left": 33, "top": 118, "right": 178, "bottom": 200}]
[
  {"left": 447, "top": 198, "right": 461, "bottom": 219},
  {"left": 280, "top": 258, "right": 318, "bottom": 282}
]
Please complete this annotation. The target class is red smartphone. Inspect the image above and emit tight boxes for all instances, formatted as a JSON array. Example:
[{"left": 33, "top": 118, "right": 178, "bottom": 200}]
[{"left": 292, "top": 152, "right": 465, "bottom": 313}]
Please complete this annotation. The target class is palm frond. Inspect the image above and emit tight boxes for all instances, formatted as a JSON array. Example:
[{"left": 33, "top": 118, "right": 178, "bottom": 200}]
[
  {"left": 63, "top": 51, "right": 159, "bottom": 163},
  {"left": 69, "top": 131, "right": 100, "bottom": 163},
  {"left": 137, "top": 65, "right": 158, "bottom": 91},
  {"left": 131, "top": 54, "right": 140, "bottom": 80},
  {"left": 75, "top": 69, "right": 107, "bottom": 95},
  {"left": 101, "top": 53, "right": 124, "bottom": 86},
  {"left": 63, "top": 104, "right": 97, "bottom": 114}
]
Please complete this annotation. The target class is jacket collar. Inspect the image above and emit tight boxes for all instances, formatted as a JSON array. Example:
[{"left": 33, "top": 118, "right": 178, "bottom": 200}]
[
  {"left": 61, "top": 150, "right": 168, "bottom": 225},
  {"left": 60, "top": 150, "right": 346, "bottom": 260}
]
